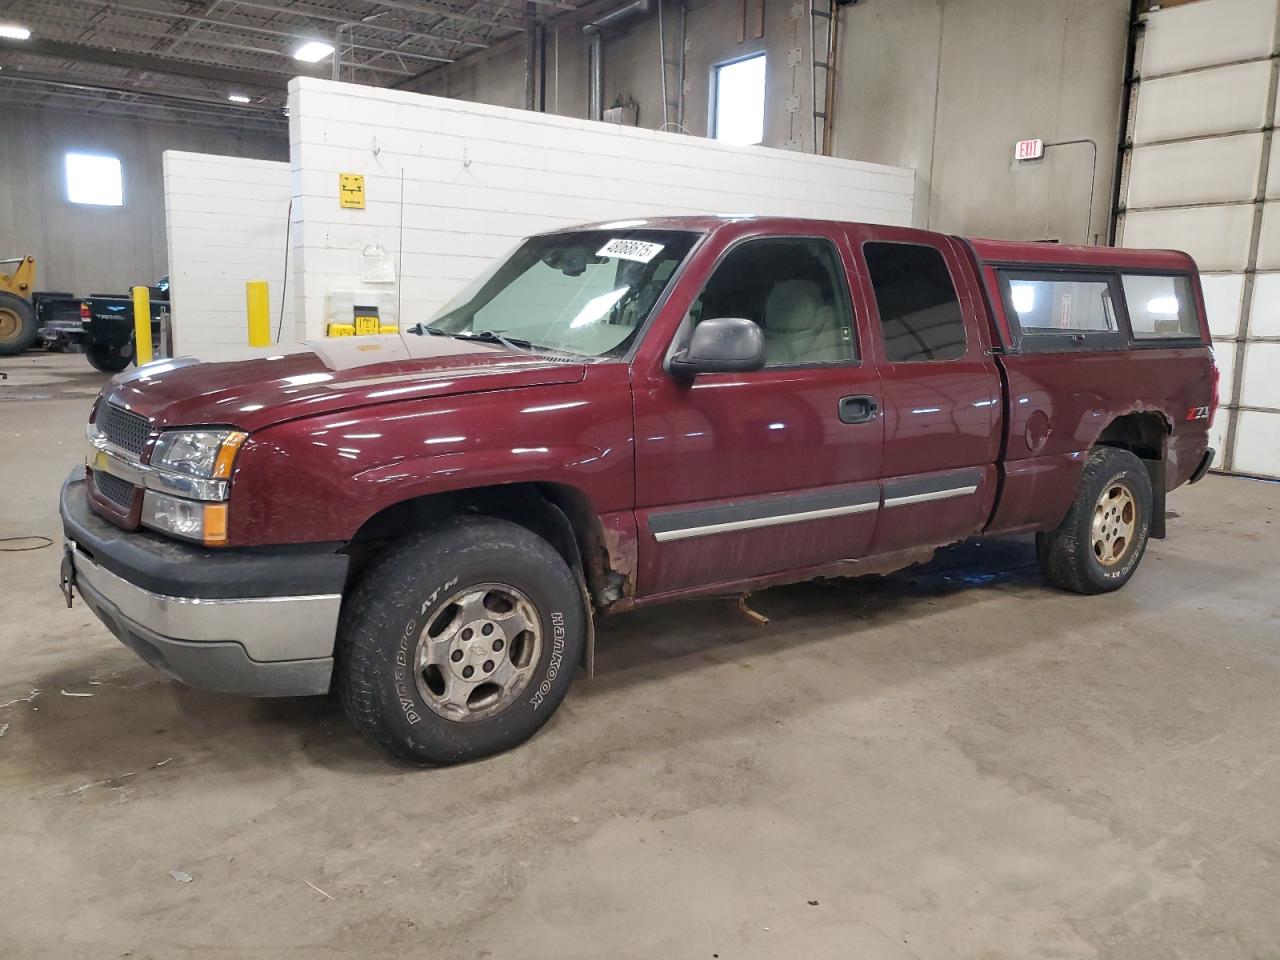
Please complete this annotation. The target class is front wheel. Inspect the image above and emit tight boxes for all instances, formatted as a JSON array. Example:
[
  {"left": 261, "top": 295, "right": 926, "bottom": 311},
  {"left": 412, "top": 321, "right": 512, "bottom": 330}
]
[
  {"left": 1037, "top": 446, "right": 1153, "bottom": 595},
  {"left": 336, "top": 516, "right": 586, "bottom": 765}
]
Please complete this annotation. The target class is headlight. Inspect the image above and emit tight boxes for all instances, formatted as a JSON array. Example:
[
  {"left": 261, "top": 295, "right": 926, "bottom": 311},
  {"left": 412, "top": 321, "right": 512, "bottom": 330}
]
[
  {"left": 151, "top": 429, "right": 247, "bottom": 479},
  {"left": 142, "top": 429, "right": 245, "bottom": 545},
  {"left": 142, "top": 491, "right": 229, "bottom": 546}
]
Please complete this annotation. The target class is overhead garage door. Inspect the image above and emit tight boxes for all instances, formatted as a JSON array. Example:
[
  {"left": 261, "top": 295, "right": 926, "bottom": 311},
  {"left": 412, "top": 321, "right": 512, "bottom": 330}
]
[{"left": 1117, "top": 0, "right": 1280, "bottom": 479}]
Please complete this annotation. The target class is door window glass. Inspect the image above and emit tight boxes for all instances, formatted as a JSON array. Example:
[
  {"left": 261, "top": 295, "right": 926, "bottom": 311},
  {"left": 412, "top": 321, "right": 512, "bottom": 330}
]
[
  {"left": 688, "top": 237, "right": 855, "bottom": 366},
  {"left": 864, "top": 242, "right": 966, "bottom": 362}
]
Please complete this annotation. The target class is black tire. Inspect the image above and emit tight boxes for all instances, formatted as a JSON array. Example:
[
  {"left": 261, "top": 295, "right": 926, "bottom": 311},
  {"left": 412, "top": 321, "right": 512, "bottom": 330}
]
[
  {"left": 85, "top": 340, "right": 134, "bottom": 373},
  {"left": 336, "top": 516, "right": 586, "bottom": 765},
  {"left": 0, "top": 292, "right": 38, "bottom": 356},
  {"left": 1036, "top": 446, "right": 1153, "bottom": 595}
]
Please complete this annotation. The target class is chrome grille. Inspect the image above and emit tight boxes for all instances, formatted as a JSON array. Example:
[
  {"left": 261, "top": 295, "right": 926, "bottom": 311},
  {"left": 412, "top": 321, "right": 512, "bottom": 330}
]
[
  {"left": 99, "top": 403, "right": 150, "bottom": 457},
  {"left": 93, "top": 470, "right": 136, "bottom": 508}
]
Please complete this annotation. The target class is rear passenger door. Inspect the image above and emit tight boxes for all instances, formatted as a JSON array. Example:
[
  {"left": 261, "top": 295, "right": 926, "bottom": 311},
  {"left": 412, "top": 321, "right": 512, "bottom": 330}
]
[{"left": 846, "top": 225, "right": 1002, "bottom": 555}]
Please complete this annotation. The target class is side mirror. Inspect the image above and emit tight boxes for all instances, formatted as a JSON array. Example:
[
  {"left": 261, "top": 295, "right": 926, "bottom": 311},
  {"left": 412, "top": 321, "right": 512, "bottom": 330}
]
[{"left": 669, "top": 317, "right": 765, "bottom": 378}]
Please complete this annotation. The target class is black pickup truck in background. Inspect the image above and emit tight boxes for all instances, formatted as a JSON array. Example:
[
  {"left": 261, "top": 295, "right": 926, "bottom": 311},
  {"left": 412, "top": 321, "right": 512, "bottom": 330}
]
[{"left": 38, "top": 278, "right": 170, "bottom": 372}]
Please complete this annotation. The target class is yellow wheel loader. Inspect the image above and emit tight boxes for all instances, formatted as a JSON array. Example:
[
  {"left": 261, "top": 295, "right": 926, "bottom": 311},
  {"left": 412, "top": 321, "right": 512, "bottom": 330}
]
[{"left": 0, "top": 256, "right": 39, "bottom": 356}]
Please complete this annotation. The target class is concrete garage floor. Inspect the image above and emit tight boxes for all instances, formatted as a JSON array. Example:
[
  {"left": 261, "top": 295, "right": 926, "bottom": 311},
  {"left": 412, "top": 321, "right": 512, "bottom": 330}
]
[{"left": 1, "top": 353, "right": 1278, "bottom": 960}]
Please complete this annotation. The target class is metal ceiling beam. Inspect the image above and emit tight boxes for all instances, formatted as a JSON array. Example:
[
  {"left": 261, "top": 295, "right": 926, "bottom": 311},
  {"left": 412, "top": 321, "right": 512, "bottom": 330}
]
[
  {"left": 226, "top": 0, "right": 525, "bottom": 34},
  {"left": 0, "top": 64, "right": 282, "bottom": 110},
  {"left": 0, "top": 74, "right": 286, "bottom": 131},
  {"left": 43, "top": 0, "right": 485, "bottom": 55},
  {"left": 349, "top": 0, "right": 538, "bottom": 27},
  {"left": 0, "top": 52, "right": 282, "bottom": 101},
  {"left": 0, "top": 67, "right": 283, "bottom": 114},
  {"left": 0, "top": 95, "right": 285, "bottom": 133},
  {"left": 0, "top": 35, "right": 292, "bottom": 87},
  {"left": 4, "top": 7, "right": 453, "bottom": 70},
  {"left": 230, "top": 2, "right": 496, "bottom": 50}
]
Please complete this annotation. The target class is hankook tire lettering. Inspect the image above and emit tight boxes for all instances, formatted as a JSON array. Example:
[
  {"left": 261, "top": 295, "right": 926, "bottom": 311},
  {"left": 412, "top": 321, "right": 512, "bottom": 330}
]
[{"left": 531, "top": 611, "right": 566, "bottom": 710}]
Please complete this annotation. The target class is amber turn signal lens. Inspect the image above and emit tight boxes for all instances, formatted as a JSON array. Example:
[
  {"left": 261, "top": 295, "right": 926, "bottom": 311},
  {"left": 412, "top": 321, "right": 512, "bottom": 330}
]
[
  {"left": 212, "top": 431, "right": 248, "bottom": 479},
  {"left": 202, "top": 503, "right": 229, "bottom": 546}
]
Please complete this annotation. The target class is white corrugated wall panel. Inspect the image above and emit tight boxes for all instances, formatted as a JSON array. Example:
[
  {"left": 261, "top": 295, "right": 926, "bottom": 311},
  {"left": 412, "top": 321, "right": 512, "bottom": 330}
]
[
  {"left": 1252, "top": 202, "right": 1280, "bottom": 269},
  {"left": 1240, "top": 342, "right": 1280, "bottom": 408},
  {"left": 1201, "top": 273, "right": 1246, "bottom": 338},
  {"left": 1233, "top": 410, "right": 1280, "bottom": 476},
  {"left": 1215, "top": 340, "right": 1238, "bottom": 409},
  {"left": 1207, "top": 411, "right": 1230, "bottom": 468},
  {"left": 1126, "top": 134, "right": 1262, "bottom": 207},
  {"left": 1249, "top": 274, "right": 1280, "bottom": 335},
  {"left": 1121, "top": 205, "right": 1254, "bottom": 272},
  {"left": 1121, "top": 0, "right": 1280, "bottom": 477},
  {"left": 1133, "top": 62, "right": 1272, "bottom": 144},
  {"left": 1140, "top": 0, "right": 1276, "bottom": 76}
]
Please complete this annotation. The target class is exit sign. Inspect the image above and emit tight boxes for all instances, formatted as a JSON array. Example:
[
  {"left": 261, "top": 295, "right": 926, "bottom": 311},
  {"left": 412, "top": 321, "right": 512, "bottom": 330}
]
[{"left": 1014, "top": 138, "right": 1045, "bottom": 161}]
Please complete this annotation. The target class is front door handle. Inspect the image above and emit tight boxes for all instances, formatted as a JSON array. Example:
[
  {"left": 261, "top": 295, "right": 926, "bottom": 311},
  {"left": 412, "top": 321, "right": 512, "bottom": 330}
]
[{"left": 838, "top": 394, "right": 880, "bottom": 424}]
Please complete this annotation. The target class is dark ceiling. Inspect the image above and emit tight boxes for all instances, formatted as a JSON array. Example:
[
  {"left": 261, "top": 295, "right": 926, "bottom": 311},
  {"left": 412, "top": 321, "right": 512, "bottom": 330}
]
[{"left": 0, "top": 0, "right": 580, "bottom": 134}]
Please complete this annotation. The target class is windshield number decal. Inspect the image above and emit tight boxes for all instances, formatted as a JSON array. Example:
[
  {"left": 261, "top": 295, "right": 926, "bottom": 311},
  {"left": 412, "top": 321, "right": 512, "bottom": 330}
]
[{"left": 598, "top": 238, "right": 664, "bottom": 263}]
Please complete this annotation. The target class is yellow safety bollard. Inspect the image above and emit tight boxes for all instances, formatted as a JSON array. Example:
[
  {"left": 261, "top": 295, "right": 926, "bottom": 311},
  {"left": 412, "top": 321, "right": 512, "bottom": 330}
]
[
  {"left": 246, "top": 280, "right": 271, "bottom": 347},
  {"left": 132, "top": 286, "right": 153, "bottom": 366}
]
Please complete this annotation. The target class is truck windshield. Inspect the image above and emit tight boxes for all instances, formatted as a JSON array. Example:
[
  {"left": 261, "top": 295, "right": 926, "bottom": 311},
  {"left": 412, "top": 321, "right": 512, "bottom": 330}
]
[{"left": 421, "top": 228, "right": 701, "bottom": 358}]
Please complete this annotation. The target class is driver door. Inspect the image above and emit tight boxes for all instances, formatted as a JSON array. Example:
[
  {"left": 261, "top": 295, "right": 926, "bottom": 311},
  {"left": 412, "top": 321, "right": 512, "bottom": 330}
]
[{"left": 631, "top": 226, "right": 885, "bottom": 598}]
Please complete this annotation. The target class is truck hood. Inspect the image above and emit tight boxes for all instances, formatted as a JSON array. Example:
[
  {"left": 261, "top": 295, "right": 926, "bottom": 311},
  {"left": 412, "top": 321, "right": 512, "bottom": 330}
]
[{"left": 104, "top": 335, "right": 589, "bottom": 432}]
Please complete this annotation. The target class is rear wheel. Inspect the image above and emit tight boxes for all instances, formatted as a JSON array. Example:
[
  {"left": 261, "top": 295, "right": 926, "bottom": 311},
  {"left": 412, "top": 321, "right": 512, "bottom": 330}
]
[
  {"left": 0, "top": 292, "right": 37, "bottom": 356},
  {"left": 336, "top": 516, "right": 586, "bottom": 765},
  {"left": 85, "top": 340, "right": 134, "bottom": 373},
  {"left": 1037, "top": 446, "right": 1153, "bottom": 595}
]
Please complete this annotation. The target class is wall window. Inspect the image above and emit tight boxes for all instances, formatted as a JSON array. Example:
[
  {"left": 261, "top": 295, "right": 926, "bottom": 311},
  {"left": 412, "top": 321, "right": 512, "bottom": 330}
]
[
  {"left": 712, "top": 54, "right": 766, "bottom": 145},
  {"left": 864, "top": 242, "right": 966, "bottom": 362},
  {"left": 688, "top": 237, "right": 855, "bottom": 366},
  {"left": 65, "top": 152, "right": 123, "bottom": 206},
  {"left": 1123, "top": 273, "right": 1199, "bottom": 340}
]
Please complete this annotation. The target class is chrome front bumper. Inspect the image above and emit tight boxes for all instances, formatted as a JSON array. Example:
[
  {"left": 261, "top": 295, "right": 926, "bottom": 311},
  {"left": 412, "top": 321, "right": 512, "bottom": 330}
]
[{"left": 60, "top": 471, "right": 348, "bottom": 697}]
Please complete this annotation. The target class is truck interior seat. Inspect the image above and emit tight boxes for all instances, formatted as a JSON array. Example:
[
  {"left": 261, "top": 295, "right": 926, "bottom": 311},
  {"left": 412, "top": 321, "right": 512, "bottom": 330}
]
[{"left": 762, "top": 279, "right": 842, "bottom": 364}]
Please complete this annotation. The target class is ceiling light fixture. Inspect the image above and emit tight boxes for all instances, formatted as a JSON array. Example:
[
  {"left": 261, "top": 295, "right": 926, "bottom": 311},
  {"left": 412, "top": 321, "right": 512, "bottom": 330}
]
[
  {"left": 0, "top": 24, "right": 32, "bottom": 39},
  {"left": 227, "top": 93, "right": 252, "bottom": 104},
  {"left": 292, "top": 40, "right": 334, "bottom": 63}
]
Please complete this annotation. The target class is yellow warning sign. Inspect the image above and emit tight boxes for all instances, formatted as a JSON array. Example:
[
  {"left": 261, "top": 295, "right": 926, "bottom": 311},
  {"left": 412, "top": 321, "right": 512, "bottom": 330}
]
[{"left": 339, "top": 173, "right": 365, "bottom": 209}]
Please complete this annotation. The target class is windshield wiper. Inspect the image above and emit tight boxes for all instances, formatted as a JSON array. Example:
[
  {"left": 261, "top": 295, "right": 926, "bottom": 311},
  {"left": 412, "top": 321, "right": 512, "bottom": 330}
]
[
  {"left": 449, "top": 329, "right": 534, "bottom": 352},
  {"left": 409, "top": 324, "right": 535, "bottom": 352}
]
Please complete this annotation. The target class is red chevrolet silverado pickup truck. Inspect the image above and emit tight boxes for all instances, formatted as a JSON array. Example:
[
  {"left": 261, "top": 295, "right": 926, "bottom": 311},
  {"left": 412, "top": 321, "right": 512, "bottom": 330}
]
[{"left": 59, "top": 216, "right": 1217, "bottom": 764}]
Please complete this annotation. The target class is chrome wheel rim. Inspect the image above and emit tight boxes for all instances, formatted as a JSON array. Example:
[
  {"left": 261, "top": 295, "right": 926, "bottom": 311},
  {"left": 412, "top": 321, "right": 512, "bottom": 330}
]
[
  {"left": 1091, "top": 481, "right": 1137, "bottom": 567},
  {"left": 414, "top": 582, "right": 542, "bottom": 723}
]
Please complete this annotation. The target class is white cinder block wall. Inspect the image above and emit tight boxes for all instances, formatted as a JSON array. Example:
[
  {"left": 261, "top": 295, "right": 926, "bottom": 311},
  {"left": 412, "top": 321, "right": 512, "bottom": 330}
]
[
  {"left": 287, "top": 77, "right": 915, "bottom": 340},
  {"left": 162, "top": 151, "right": 293, "bottom": 360}
]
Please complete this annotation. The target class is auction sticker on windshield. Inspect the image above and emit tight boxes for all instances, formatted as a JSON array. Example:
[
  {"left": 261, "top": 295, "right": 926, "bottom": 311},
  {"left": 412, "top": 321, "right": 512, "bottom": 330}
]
[{"left": 597, "top": 238, "right": 665, "bottom": 263}]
